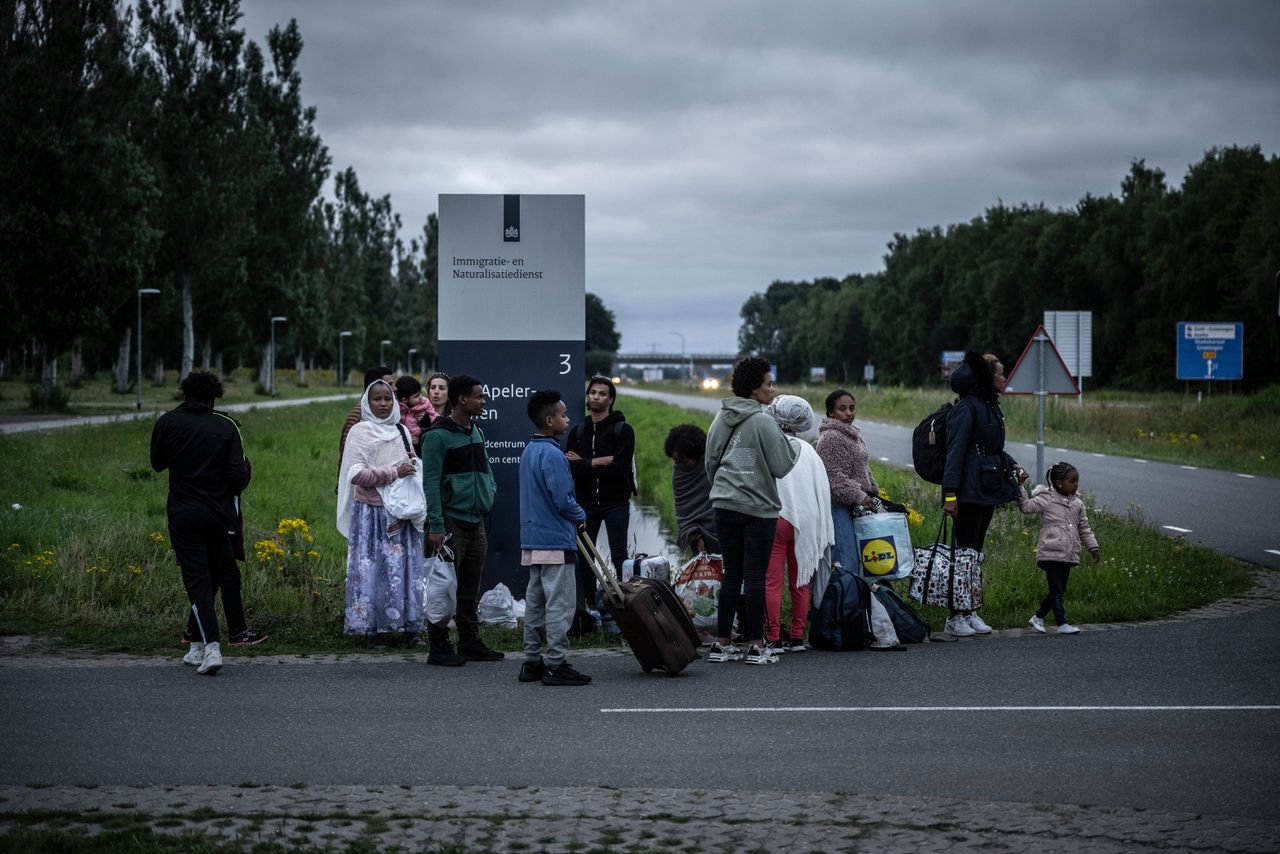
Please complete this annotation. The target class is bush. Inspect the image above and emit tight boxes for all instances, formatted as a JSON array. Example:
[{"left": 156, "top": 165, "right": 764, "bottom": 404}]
[{"left": 26, "top": 384, "right": 70, "bottom": 413}]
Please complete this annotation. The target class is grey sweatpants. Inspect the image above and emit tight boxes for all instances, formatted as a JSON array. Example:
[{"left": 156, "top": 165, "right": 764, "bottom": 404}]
[{"left": 523, "top": 561, "right": 577, "bottom": 667}]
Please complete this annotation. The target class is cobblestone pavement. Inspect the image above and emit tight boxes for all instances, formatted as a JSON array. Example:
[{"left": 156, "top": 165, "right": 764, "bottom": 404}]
[
  {"left": 2, "top": 783, "right": 1279, "bottom": 853},
  {"left": 3, "top": 569, "right": 1277, "bottom": 851}
]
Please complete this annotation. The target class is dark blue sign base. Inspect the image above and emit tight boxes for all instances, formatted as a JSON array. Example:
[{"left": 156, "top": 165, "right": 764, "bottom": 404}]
[{"left": 437, "top": 339, "right": 585, "bottom": 597}]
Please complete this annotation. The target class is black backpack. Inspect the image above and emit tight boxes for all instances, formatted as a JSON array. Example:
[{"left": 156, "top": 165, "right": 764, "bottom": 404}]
[
  {"left": 809, "top": 566, "right": 874, "bottom": 651},
  {"left": 912, "top": 402, "right": 953, "bottom": 484}
]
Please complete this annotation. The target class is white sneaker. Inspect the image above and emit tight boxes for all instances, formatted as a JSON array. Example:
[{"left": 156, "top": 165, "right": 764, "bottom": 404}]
[
  {"left": 744, "top": 644, "right": 779, "bottom": 665},
  {"left": 1057, "top": 623, "right": 1080, "bottom": 635},
  {"left": 966, "top": 614, "right": 993, "bottom": 634},
  {"left": 197, "top": 641, "right": 223, "bottom": 675},
  {"left": 945, "top": 616, "right": 976, "bottom": 637},
  {"left": 1028, "top": 615, "right": 1046, "bottom": 634},
  {"left": 182, "top": 643, "right": 205, "bottom": 666},
  {"left": 707, "top": 642, "right": 742, "bottom": 663}
]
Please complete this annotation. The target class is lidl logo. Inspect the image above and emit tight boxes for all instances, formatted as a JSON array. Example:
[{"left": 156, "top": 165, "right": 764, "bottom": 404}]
[{"left": 860, "top": 536, "right": 898, "bottom": 576}]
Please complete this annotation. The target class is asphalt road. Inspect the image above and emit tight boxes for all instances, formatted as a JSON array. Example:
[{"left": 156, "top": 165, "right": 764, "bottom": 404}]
[
  {"left": 3, "top": 608, "right": 1278, "bottom": 820},
  {"left": 623, "top": 388, "right": 1280, "bottom": 569}
]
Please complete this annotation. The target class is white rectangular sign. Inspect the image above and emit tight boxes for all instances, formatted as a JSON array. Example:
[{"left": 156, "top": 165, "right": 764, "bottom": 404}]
[{"left": 1043, "top": 310, "right": 1092, "bottom": 378}]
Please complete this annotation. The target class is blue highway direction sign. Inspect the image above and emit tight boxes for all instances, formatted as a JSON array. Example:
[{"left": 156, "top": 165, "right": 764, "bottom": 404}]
[{"left": 1176, "top": 322, "right": 1243, "bottom": 381}]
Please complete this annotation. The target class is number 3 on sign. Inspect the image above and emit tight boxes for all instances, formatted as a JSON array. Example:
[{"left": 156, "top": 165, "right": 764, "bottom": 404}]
[{"left": 559, "top": 354, "right": 571, "bottom": 375}]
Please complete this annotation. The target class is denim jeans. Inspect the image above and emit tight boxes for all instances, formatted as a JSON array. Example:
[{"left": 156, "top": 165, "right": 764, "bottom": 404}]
[{"left": 714, "top": 508, "right": 777, "bottom": 642}]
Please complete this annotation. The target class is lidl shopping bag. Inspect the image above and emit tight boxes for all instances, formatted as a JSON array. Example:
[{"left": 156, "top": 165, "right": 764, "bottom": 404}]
[
  {"left": 852, "top": 512, "right": 915, "bottom": 581},
  {"left": 672, "top": 553, "right": 723, "bottom": 631}
]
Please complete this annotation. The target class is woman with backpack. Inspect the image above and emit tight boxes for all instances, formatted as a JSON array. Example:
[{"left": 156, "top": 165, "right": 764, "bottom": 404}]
[{"left": 940, "top": 351, "right": 1026, "bottom": 636}]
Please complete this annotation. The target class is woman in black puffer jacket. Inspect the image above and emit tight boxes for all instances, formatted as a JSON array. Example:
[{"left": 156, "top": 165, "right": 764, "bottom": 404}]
[{"left": 941, "top": 351, "right": 1026, "bottom": 637}]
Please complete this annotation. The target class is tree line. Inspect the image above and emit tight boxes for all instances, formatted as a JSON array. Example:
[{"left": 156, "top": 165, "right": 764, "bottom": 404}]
[
  {"left": 0, "top": 0, "right": 443, "bottom": 398},
  {"left": 0, "top": 0, "right": 621, "bottom": 401},
  {"left": 738, "top": 146, "right": 1280, "bottom": 390}
]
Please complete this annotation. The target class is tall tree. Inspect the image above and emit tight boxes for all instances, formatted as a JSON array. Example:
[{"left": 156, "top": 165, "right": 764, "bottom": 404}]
[
  {"left": 136, "top": 0, "right": 252, "bottom": 380},
  {"left": 0, "top": 0, "right": 158, "bottom": 399}
]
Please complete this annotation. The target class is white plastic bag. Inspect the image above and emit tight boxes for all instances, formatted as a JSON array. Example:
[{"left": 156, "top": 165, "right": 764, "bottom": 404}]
[
  {"left": 381, "top": 472, "right": 425, "bottom": 527},
  {"left": 424, "top": 542, "right": 457, "bottom": 626},
  {"left": 673, "top": 554, "right": 723, "bottom": 631},
  {"left": 477, "top": 582, "right": 518, "bottom": 629},
  {"left": 867, "top": 584, "right": 901, "bottom": 648}
]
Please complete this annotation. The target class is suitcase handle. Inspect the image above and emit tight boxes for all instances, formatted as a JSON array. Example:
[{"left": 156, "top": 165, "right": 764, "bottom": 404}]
[{"left": 578, "top": 532, "right": 624, "bottom": 601}]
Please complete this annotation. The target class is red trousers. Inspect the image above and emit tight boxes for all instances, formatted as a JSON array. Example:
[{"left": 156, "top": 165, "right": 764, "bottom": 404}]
[{"left": 765, "top": 517, "right": 811, "bottom": 642}]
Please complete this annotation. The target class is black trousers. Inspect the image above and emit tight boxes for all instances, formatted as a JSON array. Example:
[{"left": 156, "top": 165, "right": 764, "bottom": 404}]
[
  {"left": 575, "top": 502, "right": 630, "bottom": 608},
  {"left": 714, "top": 508, "right": 777, "bottom": 642},
  {"left": 169, "top": 510, "right": 245, "bottom": 644},
  {"left": 427, "top": 517, "right": 488, "bottom": 646},
  {"left": 1036, "top": 561, "right": 1074, "bottom": 625}
]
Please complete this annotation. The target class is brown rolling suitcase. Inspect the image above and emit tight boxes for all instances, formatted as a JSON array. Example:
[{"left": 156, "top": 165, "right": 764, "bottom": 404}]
[{"left": 578, "top": 533, "right": 701, "bottom": 676}]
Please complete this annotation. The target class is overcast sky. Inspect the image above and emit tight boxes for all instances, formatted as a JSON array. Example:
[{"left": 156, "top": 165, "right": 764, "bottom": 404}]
[{"left": 240, "top": 0, "right": 1279, "bottom": 355}]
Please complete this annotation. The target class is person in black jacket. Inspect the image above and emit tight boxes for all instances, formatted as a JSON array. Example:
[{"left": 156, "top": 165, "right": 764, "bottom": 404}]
[
  {"left": 565, "top": 376, "right": 636, "bottom": 609},
  {"left": 150, "top": 372, "right": 258, "bottom": 674},
  {"left": 941, "top": 351, "right": 1026, "bottom": 637}
]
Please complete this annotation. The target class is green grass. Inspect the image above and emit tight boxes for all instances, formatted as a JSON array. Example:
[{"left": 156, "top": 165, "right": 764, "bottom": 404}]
[
  {"left": 634, "top": 380, "right": 1280, "bottom": 477},
  {"left": 0, "top": 400, "right": 615, "bottom": 653},
  {"left": 1, "top": 367, "right": 357, "bottom": 418},
  {"left": 618, "top": 394, "right": 1253, "bottom": 631}
]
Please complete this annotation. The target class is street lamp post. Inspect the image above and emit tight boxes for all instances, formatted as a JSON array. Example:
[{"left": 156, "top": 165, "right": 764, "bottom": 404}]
[
  {"left": 380, "top": 339, "right": 392, "bottom": 366},
  {"left": 269, "top": 315, "right": 288, "bottom": 395},
  {"left": 135, "top": 288, "right": 161, "bottom": 410},
  {"left": 667, "top": 330, "right": 691, "bottom": 383},
  {"left": 407, "top": 348, "right": 418, "bottom": 375},
  {"left": 338, "top": 330, "right": 353, "bottom": 387}
]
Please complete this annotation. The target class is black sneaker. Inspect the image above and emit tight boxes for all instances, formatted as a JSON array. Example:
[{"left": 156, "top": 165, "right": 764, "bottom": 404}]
[
  {"left": 517, "top": 659, "right": 546, "bottom": 682},
  {"left": 427, "top": 642, "right": 466, "bottom": 667},
  {"left": 227, "top": 629, "right": 268, "bottom": 647},
  {"left": 541, "top": 662, "right": 591, "bottom": 686},
  {"left": 459, "top": 639, "right": 504, "bottom": 662}
]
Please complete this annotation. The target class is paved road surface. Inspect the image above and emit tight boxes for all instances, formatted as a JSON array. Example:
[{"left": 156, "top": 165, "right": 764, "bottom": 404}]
[
  {"left": 2, "top": 606, "right": 1278, "bottom": 822},
  {"left": 623, "top": 388, "right": 1280, "bottom": 569}
]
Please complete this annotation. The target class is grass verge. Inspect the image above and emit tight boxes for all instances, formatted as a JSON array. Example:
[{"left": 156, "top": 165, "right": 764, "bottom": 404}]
[
  {"left": 619, "top": 394, "right": 1253, "bottom": 631},
  {"left": 0, "top": 394, "right": 1255, "bottom": 650}
]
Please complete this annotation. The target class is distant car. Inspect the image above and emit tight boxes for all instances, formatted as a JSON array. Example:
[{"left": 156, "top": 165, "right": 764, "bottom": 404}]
[{"left": 701, "top": 377, "right": 720, "bottom": 391}]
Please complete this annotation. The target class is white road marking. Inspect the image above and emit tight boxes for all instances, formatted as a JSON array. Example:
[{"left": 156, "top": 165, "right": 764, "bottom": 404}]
[
  {"left": 1133, "top": 459, "right": 1148, "bottom": 463},
  {"left": 1181, "top": 465, "right": 1198, "bottom": 470},
  {"left": 1237, "top": 473, "right": 1257, "bottom": 479},
  {"left": 1091, "top": 453, "right": 1105, "bottom": 458},
  {"left": 601, "top": 705, "right": 1280, "bottom": 714},
  {"left": 1266, "top": 550, "right": 1280, "bottom": 557},
  {"left": 1162, "top": 525, "right": 1193, "bottom": 533},
  {"left": 879, "top": 457, "right": 890, "bottom": 462},
  {"left": 1055, "top": 448, "right": 1068, "bottom": 453}
]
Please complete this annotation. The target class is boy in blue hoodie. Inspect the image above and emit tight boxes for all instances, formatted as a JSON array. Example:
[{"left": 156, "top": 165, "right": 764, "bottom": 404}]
[{"left": 518, "top": 390, "right": 591, "bottom": 686}]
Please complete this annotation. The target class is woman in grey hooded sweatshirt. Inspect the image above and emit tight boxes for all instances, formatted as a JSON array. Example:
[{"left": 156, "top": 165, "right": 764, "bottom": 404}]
[{"left": 704, "top": 357, "right": 798, "bottom": 666}]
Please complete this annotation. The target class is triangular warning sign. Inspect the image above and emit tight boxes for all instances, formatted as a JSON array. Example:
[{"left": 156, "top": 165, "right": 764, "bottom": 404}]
[{"left": 1004, "top": 325, "right": 1081, "bottom": 395}]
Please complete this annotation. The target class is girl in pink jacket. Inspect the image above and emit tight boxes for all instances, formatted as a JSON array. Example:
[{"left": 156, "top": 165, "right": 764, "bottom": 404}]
[{"left": 1017, "top": 461, "right": 1100, "bottom": 635}]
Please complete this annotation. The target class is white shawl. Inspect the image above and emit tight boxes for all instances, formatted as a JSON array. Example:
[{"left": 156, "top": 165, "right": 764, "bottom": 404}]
[
  {"left": 776, "top": 437, "right": 835, "bottom": 588},
  {"left": 336, "top": 381, "right": 407, "bottom": 538}
]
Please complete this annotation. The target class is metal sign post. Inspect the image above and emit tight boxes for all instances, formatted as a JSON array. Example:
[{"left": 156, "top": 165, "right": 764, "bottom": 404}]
[{"left": 1004, "top": 324, "right": 1081, "bottom": 484}]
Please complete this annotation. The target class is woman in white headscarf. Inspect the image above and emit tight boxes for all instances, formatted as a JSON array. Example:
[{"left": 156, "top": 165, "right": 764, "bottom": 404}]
[
  {"left": 763, "top": 395, "right": 835, "bottom": 653},
  {"left": 336, "top": 380, "right": 428, "bottom": 641}
]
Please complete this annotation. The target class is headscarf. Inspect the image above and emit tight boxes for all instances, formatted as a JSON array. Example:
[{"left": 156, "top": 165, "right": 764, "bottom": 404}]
[
  {"left": 336, "top": 381, "right": 407, "bottom": 537},
  {"left": 767, "top": 395, "right": 814, "bottom": 435}
]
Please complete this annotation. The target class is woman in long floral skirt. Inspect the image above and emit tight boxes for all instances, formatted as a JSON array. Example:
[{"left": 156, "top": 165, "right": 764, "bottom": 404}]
[{"left": 336, "top": 380, "right": 428, "bottom": 640}]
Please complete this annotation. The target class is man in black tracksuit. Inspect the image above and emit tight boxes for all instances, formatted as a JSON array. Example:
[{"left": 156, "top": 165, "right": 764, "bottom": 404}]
[
  {"left": 150, "top": 371, "right": 252, "bottom": 674},
  {"left": 565, "top": 376, "right": 636, "bottom": 609}
]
